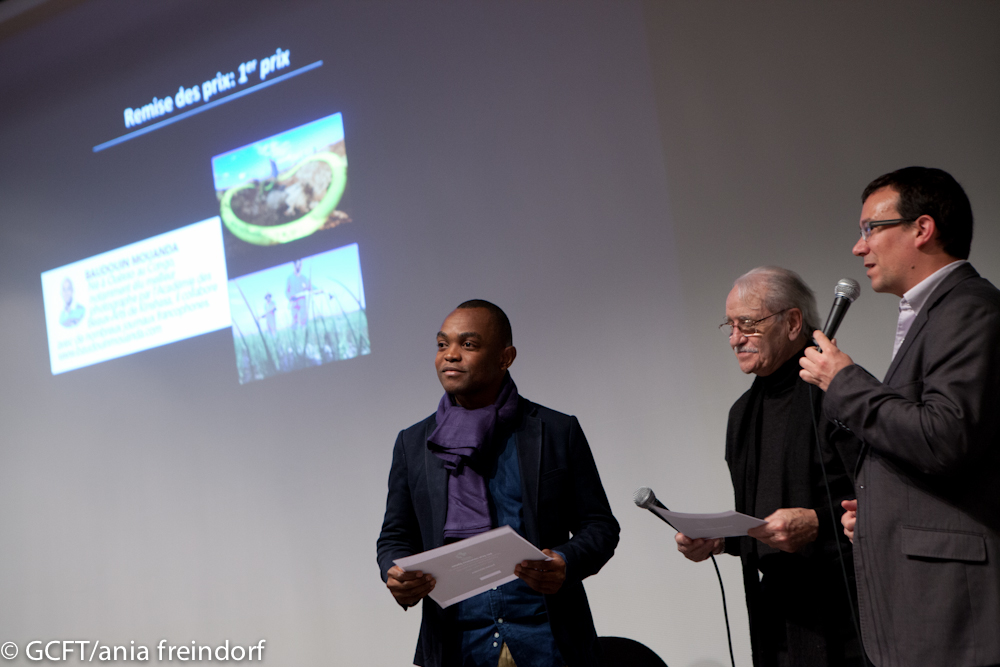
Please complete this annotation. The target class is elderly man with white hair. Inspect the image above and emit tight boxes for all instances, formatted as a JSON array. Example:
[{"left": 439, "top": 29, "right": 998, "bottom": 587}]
[{"left": 677, "top": 267, "right": 863, "bottom": 667}]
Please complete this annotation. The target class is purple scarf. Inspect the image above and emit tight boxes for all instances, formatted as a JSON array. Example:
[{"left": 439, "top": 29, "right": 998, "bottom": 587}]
[{"left": 427, "top": 374, "right": 519, "bottom": 539}]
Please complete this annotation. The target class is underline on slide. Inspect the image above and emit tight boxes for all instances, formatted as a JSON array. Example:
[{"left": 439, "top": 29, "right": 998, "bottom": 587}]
[{"left": 92, "top": 60, "right": 324, "bottom": 153}]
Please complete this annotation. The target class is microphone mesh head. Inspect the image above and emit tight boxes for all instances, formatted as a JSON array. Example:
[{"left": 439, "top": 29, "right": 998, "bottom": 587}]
[
  {"left": 633, "top": 486, "right": 655, "bottom": 509},
  {"left": 834, "top": 278, "right": 861, "bottom": 303}
]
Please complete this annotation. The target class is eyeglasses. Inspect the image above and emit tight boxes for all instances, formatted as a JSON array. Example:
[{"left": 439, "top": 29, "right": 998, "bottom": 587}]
[
  {"left": 860, "top": 218, "right": 915, "bottom": 241},
  {"left": 718, "top": 309, "right": 789, "bottom": 338}
]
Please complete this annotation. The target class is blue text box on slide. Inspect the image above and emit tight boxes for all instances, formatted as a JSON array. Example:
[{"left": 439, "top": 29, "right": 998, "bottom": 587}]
[{"left": 41, "top": 217, "right": 231, "bottom": 375}]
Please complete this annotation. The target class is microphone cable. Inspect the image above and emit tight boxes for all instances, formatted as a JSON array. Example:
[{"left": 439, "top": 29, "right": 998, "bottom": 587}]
[
  {"left": 710, "top": 551, "right": 736, "bottom": 667},
  {"left": 634, "top": 488, "right": 735, "bottom": 667},
  {"left": 809, "top": 276, "right": 869, "bottom": 665},
  {"left": 807, "top": 382, "right": 870, "bottom": 667}
]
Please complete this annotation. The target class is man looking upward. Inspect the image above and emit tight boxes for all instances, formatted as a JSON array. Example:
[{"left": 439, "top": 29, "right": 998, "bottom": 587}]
[
  {"left": 677, "top": 267, "right": 861, "bottom": 667},
  {"left": 377, "top": 300, "right": 619, "bottom": 667},
  {"left": 801, "top": 167, "right": 1000, "bottom": 667}
]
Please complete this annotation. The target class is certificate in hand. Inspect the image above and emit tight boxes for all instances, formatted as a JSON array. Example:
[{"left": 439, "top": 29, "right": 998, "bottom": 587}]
[
  {"left": 394, "top": 525, "right": 549, "bottom": 608},
  {"left": 651, "top": 507, "right": 766, "bottom": 539}
]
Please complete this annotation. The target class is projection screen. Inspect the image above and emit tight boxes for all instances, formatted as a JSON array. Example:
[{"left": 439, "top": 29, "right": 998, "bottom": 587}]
[{"left": 1, "top": 1, "right": 998, "bottom": 666}]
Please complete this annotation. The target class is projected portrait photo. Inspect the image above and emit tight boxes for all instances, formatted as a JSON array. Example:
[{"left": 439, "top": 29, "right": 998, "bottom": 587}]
[
  {"left": 58, "top": 277, "right": 86, "bottom": 328},
  {"left": 227, "top": 242, "right": 369, "bottom": 384},
  {"left": 211, "top": 112, "right": 350, "bottom": 247}
]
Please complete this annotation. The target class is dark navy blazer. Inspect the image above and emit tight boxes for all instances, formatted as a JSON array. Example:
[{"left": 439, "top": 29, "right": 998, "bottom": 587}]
[{"left": 377, "top": 397, "right": 620, "bottom": 667}]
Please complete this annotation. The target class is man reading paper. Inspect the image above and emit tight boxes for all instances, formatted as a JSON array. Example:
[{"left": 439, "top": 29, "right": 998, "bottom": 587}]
[{"left": 677, "top": 267, "right": 862, "bottom": 667}]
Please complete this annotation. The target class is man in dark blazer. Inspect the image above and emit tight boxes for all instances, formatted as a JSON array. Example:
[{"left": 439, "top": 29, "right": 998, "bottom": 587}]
[
  {"left": 801, "top": 167, "right": 1000, "bottom": 667},
  {"left": 377, "top": 300, "right": 619, "bottom": 667}
]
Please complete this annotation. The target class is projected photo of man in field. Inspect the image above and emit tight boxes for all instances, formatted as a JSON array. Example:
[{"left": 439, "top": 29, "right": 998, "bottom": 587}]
[
  {"left": 59, "top": 277, "right": 85, "bottom": 328},
  {"left": 227, "top": 243, "right": 370, "bottom": 385},
  {"left": 212, "top": 112, "right": 351, "bottom": 249},
  {"left": 286, "top": 259, "right": 311, "bottom": 329},
  {"left": 259, "top": 293, "right": 277, "bottom": 336}
]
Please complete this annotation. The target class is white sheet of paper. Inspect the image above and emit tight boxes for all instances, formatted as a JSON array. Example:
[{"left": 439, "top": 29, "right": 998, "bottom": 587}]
[
  {"left": 651, "top": 507, "right": 767, "bottom": 539},
  {"left": 394, "top": 525, "right": 549, "bottom": 608}
]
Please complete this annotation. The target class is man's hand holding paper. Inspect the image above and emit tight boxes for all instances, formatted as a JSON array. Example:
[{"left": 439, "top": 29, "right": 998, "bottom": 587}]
[
  {"left": 385, "top": 565, "right": 436, "bottom": 608},
  {"left": 515, "top": 549, "right": 566, "bottom": 595}
]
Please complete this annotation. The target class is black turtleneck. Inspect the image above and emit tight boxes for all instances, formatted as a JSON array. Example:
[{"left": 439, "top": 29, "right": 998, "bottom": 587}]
[
  {"left": 723, "top": 346, "right": 864, "bottom": 667},
  {"left": 752, "top": 348, "right": 806, "bottom": 549},
  {"left": 725, "top": 345, "right": 856, "bottom": 566}
]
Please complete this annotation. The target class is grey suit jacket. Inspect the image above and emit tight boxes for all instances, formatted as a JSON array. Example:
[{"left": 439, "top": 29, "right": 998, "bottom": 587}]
[{"left": 825, "top": 263, "right": 1000, "bottom": 667}]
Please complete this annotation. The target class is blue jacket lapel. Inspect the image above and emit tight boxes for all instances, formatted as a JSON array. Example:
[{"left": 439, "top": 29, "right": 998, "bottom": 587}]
[
  {"left": 423, "top": 420, "right": 450, "bottom": 548},
  {"left": 516, "top": 406, "right": 543, "bottom": 546}
]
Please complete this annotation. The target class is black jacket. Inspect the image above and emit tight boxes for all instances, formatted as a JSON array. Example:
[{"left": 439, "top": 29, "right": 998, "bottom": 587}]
[
  {"left": 725, "top": 352, "right": 861, "bottom": 666},
  {"left": 377, "top": 397, "right": 620, "bottom": 667}
]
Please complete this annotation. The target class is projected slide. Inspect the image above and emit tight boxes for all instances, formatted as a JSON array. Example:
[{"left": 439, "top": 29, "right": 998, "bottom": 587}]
[
  {"left": 212, "top": 112, "right": 348, "bottom": 246},
  {"left": 227, "top": 243, "right": 369, "bottom": 384},
  {"left": 41, "top": 217, "right": 231, "bottom": 375}
]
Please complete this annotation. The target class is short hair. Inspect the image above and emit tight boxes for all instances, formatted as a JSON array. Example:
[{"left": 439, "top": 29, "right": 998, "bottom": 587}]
[
  {"left": 734, "top": 266, "right": 820, "bottom": 335},
  {"left": 862, "top": 166, "right": 973, "bottom": 260},
  {"left": 456, "top": 299, "right": 513, "bottom": 346}
]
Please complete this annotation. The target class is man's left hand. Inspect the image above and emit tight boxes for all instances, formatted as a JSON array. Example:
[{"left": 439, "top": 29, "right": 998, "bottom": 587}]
[
  {"left": 799, "top": 331, "right": 854, "bottom": 391},
  {"left": 747, "top": 508, "right": 819, "bottom": 553},
  {"left": 515, "top": 549, "right": 566, "bottom": 594}
]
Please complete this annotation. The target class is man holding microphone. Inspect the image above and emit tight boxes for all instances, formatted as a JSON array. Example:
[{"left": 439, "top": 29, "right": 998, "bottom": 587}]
[{"left": 801, "top": 167, "right": 1000, "bottom": 667}]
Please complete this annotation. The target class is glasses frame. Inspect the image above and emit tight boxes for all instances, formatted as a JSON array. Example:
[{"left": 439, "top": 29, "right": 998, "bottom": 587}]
[
  {"left": 718, "top": 308, "right": 791, "bottom": 338},
  {"left": 860, "top": 218, "right": 915, "bottom": 241}
]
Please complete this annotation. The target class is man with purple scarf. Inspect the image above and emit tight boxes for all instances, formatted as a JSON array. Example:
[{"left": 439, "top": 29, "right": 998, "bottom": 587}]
[{"left": 377, "top": 300, "right": 620, "bottom": 667}]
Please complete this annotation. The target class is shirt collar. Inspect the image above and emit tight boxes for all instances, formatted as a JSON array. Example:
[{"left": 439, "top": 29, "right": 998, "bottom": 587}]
[{"left": 900, "top": 259, "right": 967, "bottom": 316}]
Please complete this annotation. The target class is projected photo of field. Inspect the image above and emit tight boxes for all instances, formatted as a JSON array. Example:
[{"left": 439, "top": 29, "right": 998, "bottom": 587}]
[
  {"left": 227, "top": 243, "right": 369, "bottom": 384},
  {"left": 212, "top": 112, "right": 350, "bottom": 246}
]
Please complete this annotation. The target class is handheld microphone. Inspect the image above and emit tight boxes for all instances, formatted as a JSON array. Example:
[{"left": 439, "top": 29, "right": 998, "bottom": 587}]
[
  {"left": 821, "top": 278, "right": 861, "bottom": 340},
  {"left": 633, "top": 487, "right": 674, "bottom": 528},
  {"left": 633, "top": 486, "right": 667, "bottom": 510}
]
